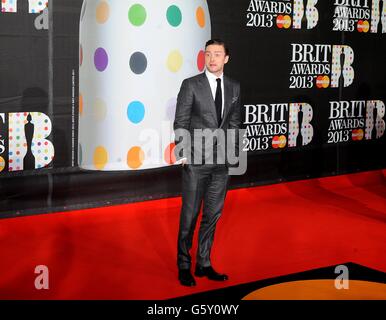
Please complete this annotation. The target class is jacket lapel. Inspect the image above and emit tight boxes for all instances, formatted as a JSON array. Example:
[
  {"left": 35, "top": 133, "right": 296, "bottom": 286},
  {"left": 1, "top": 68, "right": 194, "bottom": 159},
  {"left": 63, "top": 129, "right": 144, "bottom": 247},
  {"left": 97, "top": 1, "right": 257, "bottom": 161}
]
[
  {"left": 199, "top": 73, "right": 218, "bottom": 124},
  {"left": 219, "top": 75, "right": 233, "bottom": 128}
]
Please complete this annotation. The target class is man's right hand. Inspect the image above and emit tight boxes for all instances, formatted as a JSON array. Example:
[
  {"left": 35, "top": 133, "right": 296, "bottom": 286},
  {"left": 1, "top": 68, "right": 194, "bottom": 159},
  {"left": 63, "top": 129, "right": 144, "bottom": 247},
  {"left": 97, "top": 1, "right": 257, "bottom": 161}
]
[{"left": 175, "top": 157, "right": 187, "bottom": 166}]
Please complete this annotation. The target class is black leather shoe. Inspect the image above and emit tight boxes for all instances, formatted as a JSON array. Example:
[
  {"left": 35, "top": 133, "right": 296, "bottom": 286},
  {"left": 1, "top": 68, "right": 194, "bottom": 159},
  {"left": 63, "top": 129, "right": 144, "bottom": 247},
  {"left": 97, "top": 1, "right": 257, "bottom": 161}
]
[
  {"left": 194, "top": 265, "right": 229, "bottom": 281},
  {"left": 178, "top": 269, "right": 196, "bottom": 287}
]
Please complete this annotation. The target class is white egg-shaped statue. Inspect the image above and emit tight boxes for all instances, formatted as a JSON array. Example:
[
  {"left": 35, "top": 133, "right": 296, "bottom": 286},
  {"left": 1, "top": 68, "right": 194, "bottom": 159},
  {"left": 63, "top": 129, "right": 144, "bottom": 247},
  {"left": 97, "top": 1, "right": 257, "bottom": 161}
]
[{"left": 78, "top": 0, "right": 211, "bottom": 170}]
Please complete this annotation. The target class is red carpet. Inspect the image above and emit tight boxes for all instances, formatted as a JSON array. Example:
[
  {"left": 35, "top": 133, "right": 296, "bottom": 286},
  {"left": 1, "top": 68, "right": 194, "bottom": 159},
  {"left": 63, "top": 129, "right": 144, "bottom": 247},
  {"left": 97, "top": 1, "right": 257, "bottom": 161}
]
[{"left": 0, "top": 170, "right": 385, "bottom": 299}]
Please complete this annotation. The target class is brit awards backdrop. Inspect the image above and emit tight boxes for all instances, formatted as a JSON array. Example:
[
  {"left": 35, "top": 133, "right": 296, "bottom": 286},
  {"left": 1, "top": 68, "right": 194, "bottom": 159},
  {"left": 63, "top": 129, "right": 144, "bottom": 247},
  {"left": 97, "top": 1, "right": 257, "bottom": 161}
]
[{"left": 0, "top": 0, "right": 385, "bottom": 216}]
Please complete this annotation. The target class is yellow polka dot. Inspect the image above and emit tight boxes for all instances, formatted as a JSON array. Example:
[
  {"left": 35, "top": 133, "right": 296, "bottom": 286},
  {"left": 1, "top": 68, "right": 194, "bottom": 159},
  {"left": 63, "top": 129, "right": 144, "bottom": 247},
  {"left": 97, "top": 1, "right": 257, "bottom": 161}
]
[
  {"left": 127, "top": 146, "right": 145, "bottom": 169},
  {"left": 167, "top": 50, "right": 183, "bottom": 73},
  {"left": 94, "top": 146, "right": 108, "bottom": 170},
  {"left": 196, "top": 6, "right": 205, "bottom": 28},
  {"left": 96, "top": 1, "right": 110, "bottom": 24}
]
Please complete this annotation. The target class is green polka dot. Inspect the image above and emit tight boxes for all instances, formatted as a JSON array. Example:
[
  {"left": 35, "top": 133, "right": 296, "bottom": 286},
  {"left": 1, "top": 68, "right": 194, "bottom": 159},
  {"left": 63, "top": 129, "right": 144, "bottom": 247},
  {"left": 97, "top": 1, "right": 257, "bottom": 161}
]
[
  {"left": 129, "top": 4, "right": 147, "bottom": 26},
  {"left": 167, "top": 5, "right": 182, "bottom": 27}
]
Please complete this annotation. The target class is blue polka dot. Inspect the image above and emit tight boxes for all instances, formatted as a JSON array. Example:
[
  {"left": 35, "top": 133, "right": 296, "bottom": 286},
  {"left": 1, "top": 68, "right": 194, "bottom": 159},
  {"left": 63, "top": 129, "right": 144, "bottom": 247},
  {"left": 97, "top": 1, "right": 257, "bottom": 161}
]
[{"left": 127, "top": 101, "right": 145, "bottom": 124}]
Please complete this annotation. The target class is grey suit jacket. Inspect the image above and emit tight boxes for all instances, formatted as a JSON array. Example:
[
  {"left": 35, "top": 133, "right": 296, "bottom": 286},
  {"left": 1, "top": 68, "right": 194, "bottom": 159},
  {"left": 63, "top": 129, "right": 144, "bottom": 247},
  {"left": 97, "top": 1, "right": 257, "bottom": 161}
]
[{"left": 173, "top": 72, "right": 241, "bottom": 166}]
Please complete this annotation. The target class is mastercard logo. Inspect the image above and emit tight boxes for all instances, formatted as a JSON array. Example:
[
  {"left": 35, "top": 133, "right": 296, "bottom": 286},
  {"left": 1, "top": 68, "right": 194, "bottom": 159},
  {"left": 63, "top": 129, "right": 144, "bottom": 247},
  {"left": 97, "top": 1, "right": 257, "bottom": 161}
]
[
  {"left": 276, "top": 15, "right": 291, "bottom": 29},
  {"left": 357, "top": 20, "right": 369, "bottom": 33},
  {"left": 272, "top": 135, "right": 287, "bottom": 149},
  {"left": 316, "top": 75, "right": 330, "bottom": 89},
  {"left": 352, "top": 129, "right": 364, "bottom": 141}
]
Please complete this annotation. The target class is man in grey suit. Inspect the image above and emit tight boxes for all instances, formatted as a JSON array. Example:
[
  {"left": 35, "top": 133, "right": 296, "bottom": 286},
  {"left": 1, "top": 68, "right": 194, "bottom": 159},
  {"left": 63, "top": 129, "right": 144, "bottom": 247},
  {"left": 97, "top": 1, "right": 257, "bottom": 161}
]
[{"left": 173, "top": 39, "right": 241, "bottom": 287}]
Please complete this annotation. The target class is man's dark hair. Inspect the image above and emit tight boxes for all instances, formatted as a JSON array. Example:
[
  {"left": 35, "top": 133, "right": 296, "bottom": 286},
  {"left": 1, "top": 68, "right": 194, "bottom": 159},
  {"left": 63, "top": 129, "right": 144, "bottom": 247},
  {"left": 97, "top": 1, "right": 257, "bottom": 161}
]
[{"left": 205, "top": 39, "right": 230, "bottom": 56}]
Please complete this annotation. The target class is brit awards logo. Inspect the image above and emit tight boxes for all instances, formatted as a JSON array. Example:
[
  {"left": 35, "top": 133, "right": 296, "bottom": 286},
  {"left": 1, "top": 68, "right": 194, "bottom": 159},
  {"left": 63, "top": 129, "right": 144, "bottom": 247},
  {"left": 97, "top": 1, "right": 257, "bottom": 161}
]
[
  {"left": 246, "top": 0, "right": 319, "bottom": 29},
  {"left": 0, "top": 112, "right": 54, "bottom": 172},
  {"left": 0, "top": 0, "right": 48, "bottom": 30},
  {"left": 327, "top": 100, "right": 385, "bottom": 144},
  {"left": 333, "top": 0, "right": 386, "bottom": 33},
  {"left": 243, "top": 102, "right": 314, "bottom": 151},
  {"left": 289, "top": 43, "right": 355, "bottom": 89}
]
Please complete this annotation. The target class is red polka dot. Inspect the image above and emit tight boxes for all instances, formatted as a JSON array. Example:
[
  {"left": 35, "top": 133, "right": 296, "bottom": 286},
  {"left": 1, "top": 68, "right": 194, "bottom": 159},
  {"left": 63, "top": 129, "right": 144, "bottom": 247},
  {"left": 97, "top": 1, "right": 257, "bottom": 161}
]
[
  {"left": 164, "top": 142, "right": 176, "bottom": 164},
  {"left": 197, "top": 50, "right": 205, "bottom": 72}
]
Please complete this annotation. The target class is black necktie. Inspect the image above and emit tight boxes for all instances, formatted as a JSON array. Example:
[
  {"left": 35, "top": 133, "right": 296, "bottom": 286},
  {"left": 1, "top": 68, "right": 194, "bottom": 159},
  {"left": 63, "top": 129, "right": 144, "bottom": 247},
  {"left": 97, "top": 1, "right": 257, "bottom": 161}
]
[{"left": 215, "top": 78, "right": 222, "bottom": 125}]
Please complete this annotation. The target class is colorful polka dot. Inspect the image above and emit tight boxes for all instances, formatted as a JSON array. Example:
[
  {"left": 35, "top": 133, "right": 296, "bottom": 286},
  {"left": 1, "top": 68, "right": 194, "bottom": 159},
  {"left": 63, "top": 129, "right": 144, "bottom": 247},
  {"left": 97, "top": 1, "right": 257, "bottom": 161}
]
[
  {"left": 164, "top": 143, "right": 176, "bottom": 164},
  {"left": 196, "top": 6, "right": 205, "bottom": 28},
  {"left": 129, "top": 52, "right": 147, "bottom": 74},
  {"left": 79, "top": 94, "right": 84, "bottom": 115},
  {"left": 93, "top": 146, "right": 108, "bottom": 170},
  {"left": 96, "top": 1, "right": 110, "bottom": 24},
  {"left": 129, "top": 4, "right": 147, "bottom": 26},
  {"left": 127, "top": 101, "right": 145, "bottom": 124},
  {"left": 167, "top": 5, "right": 182, "bottom": 27},
  {"left": 127, "top": 146, "right": 145, "bottom": 169},
  {"left": 197, "top": 50, "right": 205, "bottom": 71},
  {"left": 94, "top": 47, "right": 108, "bottom": 71},
  {"left": 167, "top": 50, "right": 183, "bottom": 72}
]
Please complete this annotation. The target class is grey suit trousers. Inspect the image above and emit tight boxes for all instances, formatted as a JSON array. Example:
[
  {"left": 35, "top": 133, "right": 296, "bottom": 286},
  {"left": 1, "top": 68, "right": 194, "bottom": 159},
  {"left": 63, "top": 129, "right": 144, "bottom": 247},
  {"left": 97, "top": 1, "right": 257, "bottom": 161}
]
[{"left": 177, "top": 163, "right": 229, "bottom": 270}]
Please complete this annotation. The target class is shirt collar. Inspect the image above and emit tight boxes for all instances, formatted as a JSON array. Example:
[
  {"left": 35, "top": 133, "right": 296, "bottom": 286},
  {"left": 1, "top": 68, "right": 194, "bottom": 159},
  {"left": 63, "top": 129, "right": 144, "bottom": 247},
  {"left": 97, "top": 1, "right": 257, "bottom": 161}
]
[{"left": 205, "top": 69, "right": 224, "bottom": 83}]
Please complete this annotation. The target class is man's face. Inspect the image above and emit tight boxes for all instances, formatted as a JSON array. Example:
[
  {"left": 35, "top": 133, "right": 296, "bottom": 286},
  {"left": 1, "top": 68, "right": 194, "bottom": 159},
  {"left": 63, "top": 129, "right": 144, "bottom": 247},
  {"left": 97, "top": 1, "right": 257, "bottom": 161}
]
[{"left": 205, "top": 44, "right": 229, "bottom": 76}]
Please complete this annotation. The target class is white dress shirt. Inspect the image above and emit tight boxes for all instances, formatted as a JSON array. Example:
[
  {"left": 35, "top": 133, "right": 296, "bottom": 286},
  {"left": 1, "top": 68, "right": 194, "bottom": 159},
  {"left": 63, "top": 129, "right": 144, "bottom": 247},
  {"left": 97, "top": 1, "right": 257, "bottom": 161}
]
[{"left": 205, "top": 69, "right": 225, "bottom": 118}]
